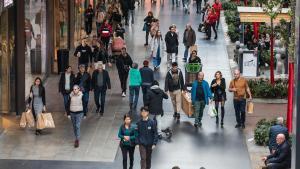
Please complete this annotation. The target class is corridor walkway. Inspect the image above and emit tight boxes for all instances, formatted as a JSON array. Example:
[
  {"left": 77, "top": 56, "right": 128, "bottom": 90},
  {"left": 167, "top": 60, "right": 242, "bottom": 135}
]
[{"left": 0, "top": 0, "right": 252, "bottom": 168}]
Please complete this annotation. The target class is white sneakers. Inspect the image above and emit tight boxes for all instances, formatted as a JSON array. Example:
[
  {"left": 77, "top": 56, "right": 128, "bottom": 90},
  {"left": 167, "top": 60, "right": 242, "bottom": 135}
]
[{"left": 122, "top": 92, "right": 126, "bottom": 97}]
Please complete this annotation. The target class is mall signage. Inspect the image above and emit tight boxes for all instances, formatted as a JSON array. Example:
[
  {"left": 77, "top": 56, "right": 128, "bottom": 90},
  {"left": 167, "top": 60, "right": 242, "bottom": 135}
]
[{"left": 242, "top": 51, "right": 258, "bottom": 77}]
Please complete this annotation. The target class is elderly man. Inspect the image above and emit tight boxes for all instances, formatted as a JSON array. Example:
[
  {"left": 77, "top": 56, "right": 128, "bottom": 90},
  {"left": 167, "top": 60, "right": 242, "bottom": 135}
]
[
  {"left": 183, "top": 24, "right": 196, "bottom": 62},
  {"left": 262, "top": 134, "right": 291, "bottom": 169},
  {"left": 191, "top": 72, "right": 212, "bottom": 128},
  {"left": 269, "top": 117, "right": 289, "bottom": 154},
  {"left": 91, "top": 63, "right": 111, "bottom": 116},
  {"left": 229, "top": 69, "right": 252, "bottom": 129}
]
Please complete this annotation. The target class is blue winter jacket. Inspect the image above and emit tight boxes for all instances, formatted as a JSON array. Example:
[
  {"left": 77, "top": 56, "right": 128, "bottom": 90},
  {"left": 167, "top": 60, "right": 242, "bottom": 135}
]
[{"left": 191, "top": 80, "right": 212, "bottom": 105}]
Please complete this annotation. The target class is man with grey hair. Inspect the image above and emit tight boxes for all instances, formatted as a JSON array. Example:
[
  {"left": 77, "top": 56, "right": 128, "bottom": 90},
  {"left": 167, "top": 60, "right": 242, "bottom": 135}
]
[
  {"left": 91, "top": 63, "right": 111, "bottom": 116},
  {"left": 268, "top": 117, "right": 289, "bottom": 154},
  {"left": 183, "top": 23, "right": 196, "bottom": 62},
  {"left": 262, "top": 133, "right": 291, "bottom": 169}
]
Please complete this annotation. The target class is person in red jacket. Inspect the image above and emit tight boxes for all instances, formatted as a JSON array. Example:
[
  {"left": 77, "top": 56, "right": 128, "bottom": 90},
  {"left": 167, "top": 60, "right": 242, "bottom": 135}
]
[
  {"left": 212, "top": 0, "right": 222, "bottom": 29},
  {"left": 99, "top": 19, "right": 113, "bottom": 50},
  {"left": 205, "top": 8, "right": 218, "bottom": 40}
]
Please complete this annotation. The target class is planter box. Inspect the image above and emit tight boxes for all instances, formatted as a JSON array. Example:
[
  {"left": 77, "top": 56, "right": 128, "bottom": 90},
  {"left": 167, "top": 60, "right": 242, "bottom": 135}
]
[{"left": 252, "top": 98, "right": 287, "bottom": 104}]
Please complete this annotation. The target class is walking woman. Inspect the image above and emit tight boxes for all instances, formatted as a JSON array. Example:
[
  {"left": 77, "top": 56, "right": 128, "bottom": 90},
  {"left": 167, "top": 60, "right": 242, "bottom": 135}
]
[
  {"left": 67, "top": 85, "right": 84, "bottom": 148},
  {"left": 143, "top": 11, "right": 154, "bottom": 46},
  {"left": 150, "top": 30, "right": 165, "bottom": 70},
  {"left": 210, "top": 71, "right": 226, "bottom": 127},
  {"left": 27, "top": 77, "right": 46, "bottom": 135},
  {"left": 118, "top": 114, "right": 136, "bottom": 169}
]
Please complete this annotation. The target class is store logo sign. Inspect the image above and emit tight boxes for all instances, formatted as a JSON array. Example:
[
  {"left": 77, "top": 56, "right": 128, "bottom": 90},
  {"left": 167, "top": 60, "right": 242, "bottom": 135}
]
[{"left": 3, "top": 0, "right": 13, "bottom": 8}]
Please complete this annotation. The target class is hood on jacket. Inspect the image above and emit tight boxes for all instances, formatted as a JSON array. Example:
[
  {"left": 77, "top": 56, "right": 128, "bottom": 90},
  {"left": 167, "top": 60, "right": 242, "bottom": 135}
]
[{"left": 150, "top": 85, "right": 163, "bottom": 94}]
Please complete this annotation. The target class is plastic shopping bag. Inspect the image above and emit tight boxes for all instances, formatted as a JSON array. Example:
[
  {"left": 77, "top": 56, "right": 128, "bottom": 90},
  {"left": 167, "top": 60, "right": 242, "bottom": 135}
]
[{"left": 208, "top": 102, "right": 217, "bottom": 118}]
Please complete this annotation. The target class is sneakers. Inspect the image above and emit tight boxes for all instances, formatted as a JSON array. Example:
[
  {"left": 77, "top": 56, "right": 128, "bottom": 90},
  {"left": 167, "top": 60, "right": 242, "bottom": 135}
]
[
  {"left": 74, "top": 139, "right": 79, "bottom": 148},
  {"left": 122, "top": 92, "right": 126, "bottom": 97}
]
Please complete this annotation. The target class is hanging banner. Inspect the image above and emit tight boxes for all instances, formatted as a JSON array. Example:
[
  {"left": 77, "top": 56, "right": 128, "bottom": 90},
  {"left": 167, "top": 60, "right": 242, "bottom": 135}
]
[{"left": 242, "top": 51, "right": 258, "bottom": 77}]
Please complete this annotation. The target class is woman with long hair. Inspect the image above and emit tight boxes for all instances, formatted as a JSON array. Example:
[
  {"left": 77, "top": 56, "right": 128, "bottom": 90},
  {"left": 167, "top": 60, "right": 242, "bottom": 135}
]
[
  {"left": 118, "top": 114, "right": 136, "bottom": 169},
  {"left": 27, "top": 77, "right": 46, "bottom": 135},
  {"left": 150, "top": 30, "right": 165, "bottom": 70},
  {"left": 210, "top": 71, "right": 226, "bottom": 127}
]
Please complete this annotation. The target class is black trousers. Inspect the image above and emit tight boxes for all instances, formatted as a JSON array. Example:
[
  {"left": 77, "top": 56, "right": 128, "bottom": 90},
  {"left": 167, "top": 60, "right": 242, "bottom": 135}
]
[
  {"left": 94, "top": 87, "right": 106, "bottom": 113},
  {"left": 207, "top": 22, "right": 217, "bottom": 39},
  {"left": 120, "top": 144, "right": 135, "bottom": 169},
  {"left": 118, "top": 72, "right": 129, "bottom": 93},
  {"left": 85, "top": 21, "right": 92, "bottom": 35},
  {"left": 196, "top": 0, "right": 202, "bottom": 12},
  {"left": 139, "top": 145, "right": 153, "bottom": 169},
  {"left": 145, "top": 31, "right": 150, "bottom": 44},
  {"left": 141, "top": 85, "right": 151, "bottom": 105}
]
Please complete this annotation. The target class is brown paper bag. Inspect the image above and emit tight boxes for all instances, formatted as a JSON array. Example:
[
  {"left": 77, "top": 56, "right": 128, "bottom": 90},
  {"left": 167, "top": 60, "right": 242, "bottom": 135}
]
[
  {"left": 247, "top": 101, "right": 254, "bottom": 114},
  {"left": 181, "top": 92, "right": 194, "bottom": 117},
  {"left": 36, "top": 113, "right": 45, "bottom": 130},
  {"left": 25, "top": 109, "right": 35, "bottom": 128},
  {"left": 41, "top": 113, "right": 55, "bottom": 128},
  {"left": 189, "top": 45, "right": 198, "bottom": 53},
  {"left": 20, "top": 113, "right": 27, "bottom": 128}
]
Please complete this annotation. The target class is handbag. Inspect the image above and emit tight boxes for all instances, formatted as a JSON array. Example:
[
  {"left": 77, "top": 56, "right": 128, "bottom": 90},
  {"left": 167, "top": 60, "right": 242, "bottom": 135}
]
[
  {"left": 25, "top": 109, "right": 35, "bottom": 128},
  {"left": 208, "top": 102, "right": 217, "bottom": 118},
  {"left": 36, "top": 113, "right": 45, "bottom": 130},
  {"left": 247, "top": 101, "right": 254, "bottom": 114},
  {"left": 142, "top": 22, "right": 147, "bottom": 31},
  {"left": 41, "top": 113, "right": 55, "bottom": 128}
]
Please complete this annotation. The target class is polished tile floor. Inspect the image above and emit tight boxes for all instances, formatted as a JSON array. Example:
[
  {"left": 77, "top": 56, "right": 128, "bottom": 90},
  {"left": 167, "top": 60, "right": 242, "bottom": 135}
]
[{"left": 0, "top": 0, "right": 252, "bottom": 168}]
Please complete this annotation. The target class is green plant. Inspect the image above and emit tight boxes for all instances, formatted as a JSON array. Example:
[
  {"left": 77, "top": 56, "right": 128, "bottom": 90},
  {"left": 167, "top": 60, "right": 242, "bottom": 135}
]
[
  {"left": 227, "top": 23, "right": 240, "bottom": 42},
  {"left": 222, "top": 1, "right": 237, "bottom": 11},
  {"left": 254, "top": 119, "right": 271, "bottom": 146},
  {"left": 224, "top": 10, "right": 239, "bottom": 25}
]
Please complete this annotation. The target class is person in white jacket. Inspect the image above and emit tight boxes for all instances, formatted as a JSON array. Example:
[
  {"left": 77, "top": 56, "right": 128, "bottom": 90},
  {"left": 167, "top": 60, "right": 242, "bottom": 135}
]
[
  {"left": 67, "top": 85, "right": 84, "bottom": 148},
  {"left": 150, "top": 30, "right": 165, "bottom": 70}
]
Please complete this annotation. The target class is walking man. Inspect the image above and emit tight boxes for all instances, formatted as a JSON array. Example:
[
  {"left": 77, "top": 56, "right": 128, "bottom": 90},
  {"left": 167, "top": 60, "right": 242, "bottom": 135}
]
[
  {"left": 145, "top": 81, "right": 169, "bottom": 139},
  {"left": 136, "top": 107, "right": 158, "bottom": 169},
  {"left": 74, "top": 39, "right": 92, "bottom": 68},
  {"left": 165, "top": 62, "right": 185, "bottom": 120},
  {"left": 165, "top": 26, "right": 179, "bottom": 67},
  {"left": 59, "top": 66, "right": 75, "bottom": 115},
  {"left": 91, "top": 63, "right": 111, "bottom": 116},
  {"left": 75, "top": 64, "right": 91, "bottom": 118},
  {"left": 116, "top": 47, "right": 133, "bottom": 97},
  {"left": 191, "top": 72, "right": 212, "bottom": 128},
  {"left": 183, "top": 24, "right": 196, "bottom": 62},
  {"left": 140, "top": 60, "right": 154, "bottom": 105},
  {"left": 229, "top": 69, "right": 252, "bottom": 129}
]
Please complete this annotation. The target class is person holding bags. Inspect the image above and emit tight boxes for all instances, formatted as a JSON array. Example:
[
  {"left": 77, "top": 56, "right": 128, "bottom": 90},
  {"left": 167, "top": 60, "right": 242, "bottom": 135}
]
[
  {"left": 27, "top": 77, "right": 46, "bottom": 135},
  {"left": 210, "top": 71, "right": 226, "bottom": 127},
  {"left": 118, "top": 114, "right": 136, "bottom": 169}
]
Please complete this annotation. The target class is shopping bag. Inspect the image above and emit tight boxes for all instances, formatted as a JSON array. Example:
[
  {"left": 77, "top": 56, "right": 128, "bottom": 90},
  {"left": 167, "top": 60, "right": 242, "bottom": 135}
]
[
  {"left": 208, "top": 102, "right": 217, "bottom": 118},
  {"left": 36, "top": 114, "right": 45, "bottom": 130},
  {"left": 41, "top": 113, "right": 55, "bottom": 128},
  {"left": 25, "top": 109, "right": 35, "bottom": 128},
  {"left": 247, "top": 101, "right": 254, "bottom": 114},
  {"left": 20, "top": 112, "right": 27, "bottom": 128},
  {"left": 189, "top": 45, "right": 198, "bottom": 53}
]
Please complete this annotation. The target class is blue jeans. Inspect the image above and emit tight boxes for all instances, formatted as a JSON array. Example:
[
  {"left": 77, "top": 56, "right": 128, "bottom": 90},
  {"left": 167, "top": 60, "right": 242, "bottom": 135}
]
[
  {"left": 184, "top": 46, "right": 189, "bottom": 60},
  {"left": 94, "top": 87, "right": 106, "bottom": 113},
  {"left": 172, "top": 0, "right": 178, "bottom": 5},
  {"left": 129, "top": 86, "right": 140, "bottom": 107},
  {"left": 129, "top": 10, "right": 135, "bottom": 24},
  {"left": 70, "top": 112, "right": 83, "bottom": 140},
  {"left": 62, "top": 93, "right": 70, "bottom": 113},
  {"left": 82, "top": 91, "right": 89, "bottom": 116},
  {"left": 233, "top": 99, "right": 246, "bottom": 125}
]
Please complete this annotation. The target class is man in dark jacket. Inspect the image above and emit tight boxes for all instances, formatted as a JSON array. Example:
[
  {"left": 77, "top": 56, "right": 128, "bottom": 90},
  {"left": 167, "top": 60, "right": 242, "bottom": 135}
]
[
  {"left": 165, "top": 26, "right": 179, "bottom": 67},
  {"left": 91, "top": 63, "right": 111, "bottom": 116},
  {"left": 74, "top": 39, "right": 92, "bottom": 69},
  {"left": 145, "top": 81, "right": 168, "bottom": 138},
  {"left": 75, "top": 64, "right": 91, "bottom": 118},
  {"left": 262, "top": 134, "right": 291, "bottom": 169},
  {"left": 116, "top": 47, "right": 133, "bottom": 97},
  {"left": 140, "top": 60, "right": 154, "bottom": 105},
  {"left": 136, "top": 107, "right": 158, "bottom": 169},
  {"left": 268, "top": 117, "right": 289, "bottom": 154},
  {"left": 183, "top": 24, "right": 196, "bottom": 62},
  {"left": 165, "top": 62, "right": 185, "bottom": 120},
  {"left": 93, "top": 42, "right": 110, "bottom": 69},
  {"left": 59, "top": 66, "right": 75, "bottom": 114},
  {"left": 84, "top": 4, "right": 94, "bottom": 35},
  {"left": 120, "top": 0, "right": 130, "bottom": 25},
  {"left": 128, "top": 0, "right": 135, "bottom": 24}
]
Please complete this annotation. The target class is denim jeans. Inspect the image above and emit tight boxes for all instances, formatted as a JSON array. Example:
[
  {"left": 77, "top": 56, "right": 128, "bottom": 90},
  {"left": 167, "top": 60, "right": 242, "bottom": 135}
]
[
  {"left": 70, "top": 112, "right": 83, "bottom": 140},
  {"left": 129, "top": 86, "right": 140, "bottom": 107},
  {"left": 184, "top": 46, "right": 189, "bottom": 60},
  {"left": 62, "top": 93, "right": 70, "bottom": 113},
  {"left": 194, "top": 100, "right": 205, "bottom": 125},
  {"left": 233, "top": 99, "right": 246, "bottom": 125},
  {"left": 129, "top": 10, "right": 135, "bottom": 24},
  {"left": 172, "top": 0, "right": 178, "bottom": 5},
  {"left": 141, "top": 85, "right": 151, "bottom": 105},
  {"left": 82, "top": 91, "right": 89, "bottom": 116},
  {"left": 94, "top": 87, "right": 106, "bottom": 113}
]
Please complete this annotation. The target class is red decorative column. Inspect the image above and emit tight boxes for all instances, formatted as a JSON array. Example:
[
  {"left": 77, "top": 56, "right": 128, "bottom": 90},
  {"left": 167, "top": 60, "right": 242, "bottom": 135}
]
[
  {"left": 253, "top": 22, "right": 260, "bottom": 39},
  {"left": 287, "top": 62, "right": 294, "bottom": 132}
]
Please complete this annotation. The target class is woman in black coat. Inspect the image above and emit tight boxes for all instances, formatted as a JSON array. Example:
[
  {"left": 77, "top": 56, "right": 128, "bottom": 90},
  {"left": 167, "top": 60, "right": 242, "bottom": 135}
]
[
  {"left": 210, "top": 71, "right": 226, "bottom": 127},
  {"left": 143, "top": 11, "right": 154, "bottom": 46},
  {"left": 59, "top": 66, "right": 75, "bottom": 114}
]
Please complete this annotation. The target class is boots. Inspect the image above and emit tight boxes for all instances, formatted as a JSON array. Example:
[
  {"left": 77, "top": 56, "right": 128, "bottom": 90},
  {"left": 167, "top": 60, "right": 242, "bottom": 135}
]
[{"left": 221, "top": 106, "right": 225, "bottom": 127}]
